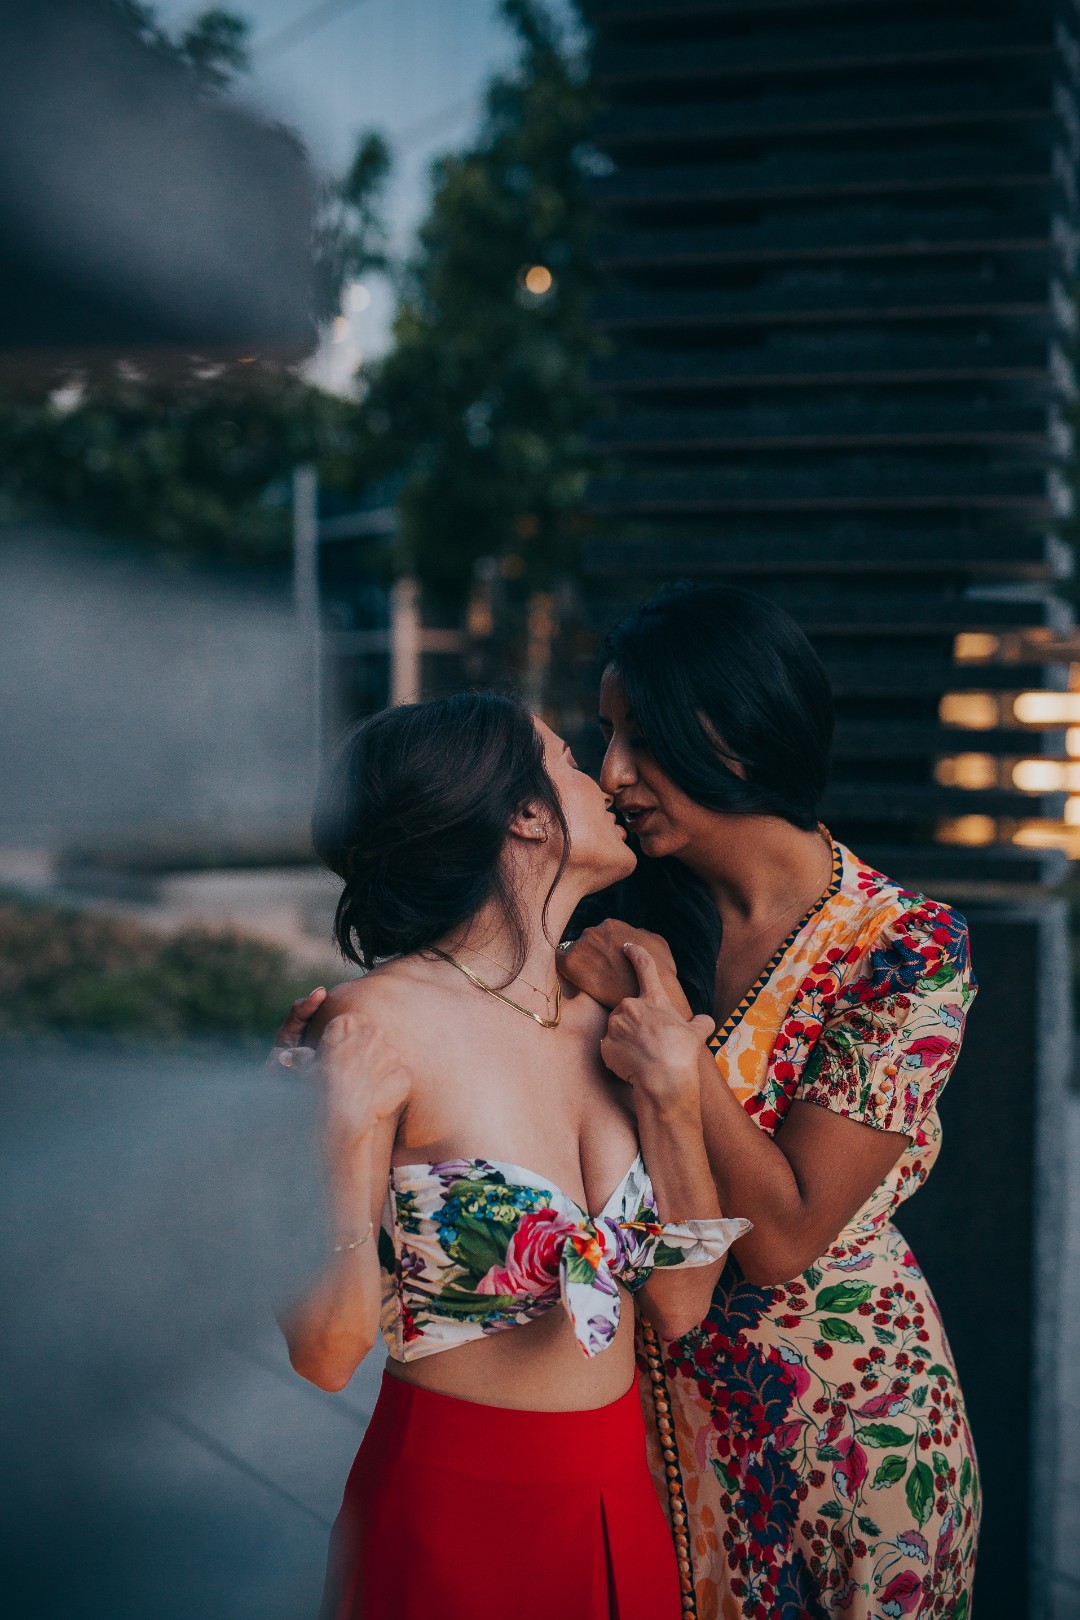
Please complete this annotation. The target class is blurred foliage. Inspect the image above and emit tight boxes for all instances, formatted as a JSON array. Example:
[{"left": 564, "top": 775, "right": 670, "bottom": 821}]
[
  {"left": 314, "top": 132, "right": 394, "bottom": 326},
  {"left": 0, "top": 895, "right": 314, "bottom": 1041},
  {"left": 0, "top": 367, "right": 360, "bottom": 566},
  {"left": 353, "top": 0, "right": 600, "bottom": 605},
  {"left": 0, "top": 0, "right": 600, "bottom": 592},
  {"left": 0, "top": 2, "right": 375, "bottom": 566},
  {"left": 101, "top": 1, "right": 252, "bottom": 93}
]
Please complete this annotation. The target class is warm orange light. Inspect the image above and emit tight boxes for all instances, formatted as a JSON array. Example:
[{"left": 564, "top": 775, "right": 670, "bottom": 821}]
[
  {"left": 1013, "top": 691, "right": 1080, "bottom": 724},
  {"left": 954, "top": 633, "right": 999, "bottom": 662},
  {"left": 523, "top": 264, "right": 553, "bottom": 295},
  {"left": 1011, "top": 759, "right": 1080, "bottom": 792},
  {"left": 938, "top": 816, "right": 996, "bottom": 845},
  {"left": 935, "top": 754, "right": 996, "bottom": 789},
  {"left": 939, "top": 692, "right": 997, "bottom": 729}
]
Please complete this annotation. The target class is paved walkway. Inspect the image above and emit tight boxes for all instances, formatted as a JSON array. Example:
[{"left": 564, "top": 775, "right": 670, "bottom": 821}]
[
  {"left": 4, "top": 1045, "right": 1078, "bottom": 1619},
  {"left": 117, "top": 1105, "right": 1080, "bottom": 1620},
  {"left": 79, "top": 1332, "right": 386, "bottom": 1620}
]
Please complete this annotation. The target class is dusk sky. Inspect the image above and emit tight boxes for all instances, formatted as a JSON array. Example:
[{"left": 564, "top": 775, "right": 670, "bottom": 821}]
[{"left": 157, "top": 0, "right": 524, "bottom": 353}]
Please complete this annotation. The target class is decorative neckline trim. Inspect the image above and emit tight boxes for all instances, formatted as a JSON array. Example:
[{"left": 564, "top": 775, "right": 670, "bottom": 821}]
[{"left": 708, "top": 835, "right": 843, "bottom": 1052}]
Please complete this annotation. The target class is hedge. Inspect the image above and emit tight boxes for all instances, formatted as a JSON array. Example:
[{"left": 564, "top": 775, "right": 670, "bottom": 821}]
[{"left": 0, "top": 894, "right": 317, "bottom": 1041}]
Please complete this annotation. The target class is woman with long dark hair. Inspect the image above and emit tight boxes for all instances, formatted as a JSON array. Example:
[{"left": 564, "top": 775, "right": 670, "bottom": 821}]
[
  {"left": 558, "top": 583, "right": 980, "bottom": 1620},
  {"left": 277, "top": 691, "right": 748, "bottom": 1620}
]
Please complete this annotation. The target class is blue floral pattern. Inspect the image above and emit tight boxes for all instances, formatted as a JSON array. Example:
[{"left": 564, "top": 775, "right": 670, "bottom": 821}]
[{"left": 640, "top": 844, "right": 980, "bottom": 1620}]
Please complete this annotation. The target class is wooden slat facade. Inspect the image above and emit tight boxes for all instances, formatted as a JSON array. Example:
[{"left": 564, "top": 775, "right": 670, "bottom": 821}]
[{"left": 585, "top": 0, "right": 1079, "bottom": 870}]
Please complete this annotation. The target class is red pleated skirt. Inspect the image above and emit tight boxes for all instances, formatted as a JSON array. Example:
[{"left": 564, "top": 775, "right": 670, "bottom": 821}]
[{"left": 320, "top": 1370, "right": 682, "bottom": 1620}]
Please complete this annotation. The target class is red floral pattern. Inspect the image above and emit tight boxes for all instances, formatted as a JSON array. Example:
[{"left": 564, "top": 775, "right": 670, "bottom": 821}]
[{"left": 639, "top": 843, "right": 980, "bottom": 1620}]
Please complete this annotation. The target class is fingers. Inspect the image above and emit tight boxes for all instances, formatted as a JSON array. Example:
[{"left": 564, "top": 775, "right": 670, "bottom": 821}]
[
  {"left": 621, "top": 940, "right": 665, "bottom": 1001},
  {"left": 274, "top": 987, "right": 327, "bottom": 1047},
  {"left": 690, "top": 1012, "right": 718, "bottom": 1043},
  {"left": 274, "top": 1045, "right": 316, "bottom": 1071}
]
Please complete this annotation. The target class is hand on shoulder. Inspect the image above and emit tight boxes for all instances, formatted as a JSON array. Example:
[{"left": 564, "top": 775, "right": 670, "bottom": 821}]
[
  {"left": 557, "top": 919, "right": 686, "bottom": 1013},
  {"left": 316, "top": 1008, "right": 414, "bottom": 1160}
]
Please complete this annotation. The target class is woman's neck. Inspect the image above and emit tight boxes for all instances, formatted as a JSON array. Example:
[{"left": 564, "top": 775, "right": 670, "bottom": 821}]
[
  {"left": 680, "top": 815, "right": 832, "bottom": 932},
  {"left": 445, "top": 881, "right": 581, "bottom": 995}
]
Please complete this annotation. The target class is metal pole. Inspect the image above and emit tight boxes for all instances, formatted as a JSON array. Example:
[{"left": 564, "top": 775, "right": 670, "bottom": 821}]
[
  {"left": 390, "top": 575, "right": 421, "bottom": 706},
  {"left": 292, "top": 463, "right": 322, "bottom": 776}
]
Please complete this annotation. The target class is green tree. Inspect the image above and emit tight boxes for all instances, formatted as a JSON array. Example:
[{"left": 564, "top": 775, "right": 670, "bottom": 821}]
[
  {"left": 98, "top": 2, "right": 251, "bottom": 91},
  {"left": 0, "top": 366, "right": 358, "bottom": 565},
  {"left": 0, "top": 4, "right": 385, "bottom": 566},
  {"left": 353, "top": 0, "right": 599, "bottom": 606},
  {"left": 314, "top": 132, "right": 394, "bottom": 325}
]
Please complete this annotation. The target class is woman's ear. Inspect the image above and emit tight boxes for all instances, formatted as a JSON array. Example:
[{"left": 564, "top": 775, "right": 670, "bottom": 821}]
[{"left": 508, "top": 803, "right": 548, "bottom": 843}]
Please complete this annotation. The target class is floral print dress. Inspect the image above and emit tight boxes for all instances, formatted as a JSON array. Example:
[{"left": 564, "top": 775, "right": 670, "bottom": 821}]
[{"left": 639, "top": 840, "right": 981, "bottom": 1620}]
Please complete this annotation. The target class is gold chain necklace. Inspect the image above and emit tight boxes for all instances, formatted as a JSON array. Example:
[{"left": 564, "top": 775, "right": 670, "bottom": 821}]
[
  {"left": 430, "top": 948, "right": 562, "bottom": 1029},
  {"left": 465, "top": 947, "right": 554, "bottom": 1001}
]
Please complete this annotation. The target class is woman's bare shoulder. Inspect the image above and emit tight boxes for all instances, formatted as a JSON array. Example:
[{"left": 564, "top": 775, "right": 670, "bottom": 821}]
[
  {"left": 305, "top": 960, "right": 431, "bottom": 1043},
  {"left": 562, "top": 980, "right": 613, "bottom": 1035}
]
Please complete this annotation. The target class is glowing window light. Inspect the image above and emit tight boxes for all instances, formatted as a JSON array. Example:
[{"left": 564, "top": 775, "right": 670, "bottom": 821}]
[
  {"left": 522, "top": 264, "right": 553, "bottom": 295},
  {"left": 1066, "top": 797, "right": 1080, "bottom": 825},
  {"left": 1011, "top": 759, "right": 1077, "bottom": 792},
  {"left": 938, "top": 815, "right": 996, "bottom": 845},
  {"left": 954, "top": 632, "right": 999, "bottom": 662},
  {"left": 934, "top": 754, "right": 996, "bottom": 789},
  {"left": 939, "top": 692, "right": 997, "bottom": 729},
  {"left": 1013, "top": 691, "right": 1080, "bottom": 724},
  {"left": 1012, "top": 824, "right": 1070, "bottom": 847},
  {"left": 1067, "top": 728, "right": 1080, "bottom": 757}
]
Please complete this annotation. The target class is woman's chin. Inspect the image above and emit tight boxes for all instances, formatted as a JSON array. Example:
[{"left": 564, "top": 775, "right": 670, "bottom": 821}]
[{"left": 633, "top": 826, "right": 679, "bottom": 860}]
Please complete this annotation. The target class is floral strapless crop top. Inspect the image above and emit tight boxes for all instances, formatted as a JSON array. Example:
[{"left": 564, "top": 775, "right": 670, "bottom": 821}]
[{"left": 377, "top": 1153, "right": 751, "bottom": 1361}]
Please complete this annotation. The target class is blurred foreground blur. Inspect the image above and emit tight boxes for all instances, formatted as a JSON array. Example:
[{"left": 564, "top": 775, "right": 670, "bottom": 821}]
[
  {"left": 6, "top": 1, "right": 1080, "bottom": 1615},
  {"left": 0, "top": 1040, "right": 385, "bottom": 1619}
]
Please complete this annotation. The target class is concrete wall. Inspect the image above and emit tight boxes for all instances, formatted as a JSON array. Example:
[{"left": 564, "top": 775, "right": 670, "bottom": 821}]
[{"left": 0, "top": 521, "right": 317, "bottom": 857}]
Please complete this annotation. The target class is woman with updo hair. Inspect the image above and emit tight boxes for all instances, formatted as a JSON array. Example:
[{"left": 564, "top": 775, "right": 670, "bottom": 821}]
[{"left": 277, "top": 691, "right": 749, "bottom": 1620}]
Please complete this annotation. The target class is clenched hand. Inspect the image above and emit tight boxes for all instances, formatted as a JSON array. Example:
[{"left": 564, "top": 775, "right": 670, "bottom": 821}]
[{"left": 600, "top": 942, "right": 715, "bottom": 1114}]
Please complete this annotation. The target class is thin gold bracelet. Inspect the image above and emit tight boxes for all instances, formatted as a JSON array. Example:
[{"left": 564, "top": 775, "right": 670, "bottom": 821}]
[{"left": 332, "top": 1222, "right": 374, "bottom": 1254}]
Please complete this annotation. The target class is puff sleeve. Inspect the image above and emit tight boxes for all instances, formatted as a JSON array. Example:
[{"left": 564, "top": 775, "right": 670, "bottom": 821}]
[{"left": 797, "top": 898, "right": 975, "bottom": 1137}]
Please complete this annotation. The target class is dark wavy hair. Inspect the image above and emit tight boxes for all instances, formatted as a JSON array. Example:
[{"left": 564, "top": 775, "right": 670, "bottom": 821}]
[
  {"left": 312, "top": 692, "right": 570, "bottom": 975},
  {"left": 576, "top": 582, "right": 834, "bottom": 1014}
]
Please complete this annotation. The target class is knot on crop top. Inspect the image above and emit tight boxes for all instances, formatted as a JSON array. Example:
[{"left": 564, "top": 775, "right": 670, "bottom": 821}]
[{"left": 378, "top": 1154, "right": 751, "bottom": 1361}]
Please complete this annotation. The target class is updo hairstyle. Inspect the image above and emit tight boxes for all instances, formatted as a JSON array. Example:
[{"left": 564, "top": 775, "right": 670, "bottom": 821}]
[{"left": 312, "top": 691, "right": 569, "bottom": 976}]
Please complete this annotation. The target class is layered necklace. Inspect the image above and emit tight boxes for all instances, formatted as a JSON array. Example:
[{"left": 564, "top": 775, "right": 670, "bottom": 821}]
[{"left": 430, "top": 947, "right": 562, "bottom": 1029}]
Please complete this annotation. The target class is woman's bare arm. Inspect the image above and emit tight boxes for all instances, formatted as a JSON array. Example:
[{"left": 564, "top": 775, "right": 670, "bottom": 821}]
[
  {"left": 693, "top": 1059, "right": 908, "bottom": 1284},
  {"left": 279, "top": 1013, "right": 410, "bottom": 1391},
  {"left": 568, "top": 929, "right": 908, "bottom": 1285}
]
